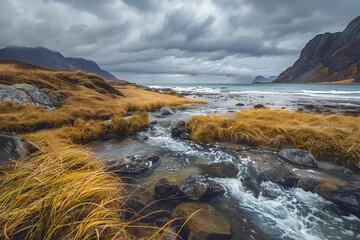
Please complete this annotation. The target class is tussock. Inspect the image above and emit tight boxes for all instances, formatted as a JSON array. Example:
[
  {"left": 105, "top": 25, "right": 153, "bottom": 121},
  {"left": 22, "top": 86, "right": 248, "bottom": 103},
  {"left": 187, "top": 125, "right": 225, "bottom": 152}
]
[{"left": 187, "top": 109, "right": 360, "bottom": 166}]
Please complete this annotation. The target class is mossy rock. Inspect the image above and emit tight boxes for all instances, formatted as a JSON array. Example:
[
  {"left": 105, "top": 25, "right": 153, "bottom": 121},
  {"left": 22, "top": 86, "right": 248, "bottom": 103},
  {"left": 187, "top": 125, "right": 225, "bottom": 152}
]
[{"left": 172, "top": 202, "right": 232, "bottom": 240}]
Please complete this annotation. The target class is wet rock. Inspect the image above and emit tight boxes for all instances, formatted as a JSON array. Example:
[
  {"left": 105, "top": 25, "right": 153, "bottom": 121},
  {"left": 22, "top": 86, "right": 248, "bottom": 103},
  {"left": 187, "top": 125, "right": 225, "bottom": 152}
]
[
  {"left": 247, "top": 155, "right": 299, "bottom": 188},
  {"left": 160, "top": 106, "right": 175, "bottom": 115},
  {"left": 278, "top": 149, "right": 318, "bottom": 168},
  {"left": 304, "top": 104, "right": 316, "bottom": 109},
  {"left": 293, "top": 168, "right": 360, "bottom": 216},
  {"left": 330, "top": 189, "right": 360, "bottom": 216},
  {"left": 180, "top": 174, "right": 210, "bottom": 200},
  {"left": 144, "top": 152, "right": 161, "bottom": 163},
  {"left": 292, "top": 168, "right": 324, "bottom": 192},
  {"left": 204, "top": 179, "right": 226, "bottom": 199},
  {"left": 137, "top": 135, "right": 148, "bottom": 141},
  {"left": 236, "top": 103, "right": 245, "bottom": 106},
  {"left": 0, "top": 133, "right": 30, "bottom": 164},
  {"left": 170, "top": 120, "right": 188, "bottom": 140},
  {"left": 198, "top": 161, "right": 239, "bottom": 178},
  {"left": 154, "top": 177, "right": 184, "bottom": 199},
  {"left": 253, "top": 104, "right": 267, "bottom": 109},
  {"left": 172, "top": 202, "right": 232, "bottom": 240},
  {"left": 105, "top": 155, "right": 152, "bottom": 173}
]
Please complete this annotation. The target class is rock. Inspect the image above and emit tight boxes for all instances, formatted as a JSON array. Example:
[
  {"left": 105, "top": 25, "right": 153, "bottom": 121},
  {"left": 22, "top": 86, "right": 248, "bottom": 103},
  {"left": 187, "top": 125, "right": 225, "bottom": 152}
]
[
  {"left": 170, "top": 120, "right": 188, "bottom": 140},
  {"left": 160, "top": 106, "right": 175, "bottom": 116},
  {"left": 105, "top": 155, "right": 152, "bottom": 173},
  {"left": 293, "top": 168, "right": 360, "bottom": 216},
  {"left": 253, "top": 104, "right": 267, "bottom": 109},
  {"left": 278, "top": 149, "right": 318, "bottom": 168},
  {"left": 137, "top": 135, "right": 148, "bottom": 141},
  {"left": 304, "top": 104, "right": 316, "bottom": 109},
  {"left": 144, "top": 152, "right": 161, "bottom": 163},
  {"left": 330, "top": 189, "right": 360, "bottom": 216},
  {"left": 247, "top": 155, "right": 299, "bottom": 188},
  {"left": 292, "top": 168, "right": 324, "bottom": 192},
  {"left": 0, "top": 83, "right": 55, "bottom": 110},
  {"left": 0, "top": 133, "right": 30, "bottom": 164},
  {"left": 12, "top": 84, "right": 54, "bottom": 108},
  {"left": 154, "top": 177, "right": 184, "bottom": 199},
  {"left": 236, "top": 103, "right": 245, "bottom": 106},
  {"left": 204, "top": 179, "right": 226, "bottom": 199},
  {"left": 172, "top": 203, "right": 232, "bottom": 240},
  {"left": 198, "top": 161, "right": 239, "bottom": 178},
  {"left": 179, "top": 174, "right": 210, "bottom": 200},
  {"left": 0, "top": 84, "right": 33, "bottom": 105}
]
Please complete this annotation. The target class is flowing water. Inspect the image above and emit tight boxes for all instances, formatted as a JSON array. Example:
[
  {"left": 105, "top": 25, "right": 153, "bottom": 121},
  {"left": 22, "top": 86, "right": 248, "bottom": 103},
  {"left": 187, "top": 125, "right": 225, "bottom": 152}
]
[{"left": 91, "top": 84, "right": 360, "bottom": 239}]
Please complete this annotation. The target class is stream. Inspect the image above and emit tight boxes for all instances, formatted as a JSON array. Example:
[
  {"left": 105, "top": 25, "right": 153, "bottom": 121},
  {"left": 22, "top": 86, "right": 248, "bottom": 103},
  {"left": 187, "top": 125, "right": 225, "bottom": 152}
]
[{"left": 90, "top": 98, "right": 360, "bottom": 240}]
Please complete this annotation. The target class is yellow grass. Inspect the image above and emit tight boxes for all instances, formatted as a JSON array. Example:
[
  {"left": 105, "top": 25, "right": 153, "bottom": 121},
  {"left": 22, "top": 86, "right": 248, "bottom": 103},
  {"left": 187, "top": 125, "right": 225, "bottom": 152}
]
[
  {"left": 0, "top": 61, "right": 203, "bottom": 239},
  {"left": 0, "top": 61, "right": 203, "bottom": 133},
  {"left": 187, "top": 109, "right": 360, "bottom": 166}
]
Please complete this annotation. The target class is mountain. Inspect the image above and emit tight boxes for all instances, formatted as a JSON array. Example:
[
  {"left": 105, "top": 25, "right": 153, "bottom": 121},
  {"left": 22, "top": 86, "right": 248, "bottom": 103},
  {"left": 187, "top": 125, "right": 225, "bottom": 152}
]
[
  {"left": 0, "top": 46, "right": 119, "bottom": 81},
  {"left": 252, "top": 75, "right": 277, "bottom": 84},
  {"left": 274, "top": 16, "right": 360, "bottom": 84}
]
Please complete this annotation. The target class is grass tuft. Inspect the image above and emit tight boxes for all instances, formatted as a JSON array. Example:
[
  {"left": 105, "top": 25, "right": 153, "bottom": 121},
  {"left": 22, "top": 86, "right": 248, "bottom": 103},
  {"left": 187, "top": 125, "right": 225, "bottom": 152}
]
[{"left": 187, "top": 109, "right": 360, "bottom": 167}]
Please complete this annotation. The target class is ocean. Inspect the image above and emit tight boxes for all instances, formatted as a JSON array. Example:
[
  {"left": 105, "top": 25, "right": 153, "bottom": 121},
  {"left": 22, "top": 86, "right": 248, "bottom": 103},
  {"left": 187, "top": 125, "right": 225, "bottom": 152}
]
[{"left": 148, "top": 83, "right": 360, "bottom": 100}]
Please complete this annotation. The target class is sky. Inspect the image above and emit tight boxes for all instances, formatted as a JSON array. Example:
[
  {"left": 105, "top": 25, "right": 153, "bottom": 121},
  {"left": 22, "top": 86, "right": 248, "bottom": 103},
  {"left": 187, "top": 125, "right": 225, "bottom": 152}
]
[{"left": 0, "top": 0, "right": 359, "bottom": 84}]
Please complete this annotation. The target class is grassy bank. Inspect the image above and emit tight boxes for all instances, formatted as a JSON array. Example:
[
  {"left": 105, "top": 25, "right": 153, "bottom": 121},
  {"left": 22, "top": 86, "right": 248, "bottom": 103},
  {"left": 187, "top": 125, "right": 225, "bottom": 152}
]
[
  {"left": 187, "top": 109, "right": 360, "bottom": 167},
  {"left": 0, "top": 62, "right": 203, "bottom": 239}
]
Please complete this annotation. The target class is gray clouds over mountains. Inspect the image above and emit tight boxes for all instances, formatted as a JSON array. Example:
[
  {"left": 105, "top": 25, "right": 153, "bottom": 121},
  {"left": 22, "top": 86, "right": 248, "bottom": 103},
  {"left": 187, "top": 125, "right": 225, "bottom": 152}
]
[{"left": 1, "top": 0, "right": 359, "bottom": 84}]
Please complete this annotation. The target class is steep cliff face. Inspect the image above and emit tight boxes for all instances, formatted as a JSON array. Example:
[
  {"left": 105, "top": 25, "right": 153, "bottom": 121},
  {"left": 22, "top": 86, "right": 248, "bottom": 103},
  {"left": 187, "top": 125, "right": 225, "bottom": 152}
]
[
  {"left": 0, "top": 46, "right": 119, "bottom": 81},
  {"left": 274, "top": 16, "right": 360, "bottom": 83}
]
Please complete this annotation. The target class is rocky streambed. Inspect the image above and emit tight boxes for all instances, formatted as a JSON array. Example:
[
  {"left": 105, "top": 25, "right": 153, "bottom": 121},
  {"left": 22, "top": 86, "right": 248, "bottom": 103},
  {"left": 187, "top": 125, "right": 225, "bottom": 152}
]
[{"left": 89, "top": 104, "right": 360, "bottom": 240}]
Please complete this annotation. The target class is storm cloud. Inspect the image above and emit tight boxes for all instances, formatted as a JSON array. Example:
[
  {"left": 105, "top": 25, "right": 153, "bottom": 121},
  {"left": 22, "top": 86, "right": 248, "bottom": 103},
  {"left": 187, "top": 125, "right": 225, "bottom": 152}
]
[{"left": 0, "top": 0, "right": 359, "bottom": 84}]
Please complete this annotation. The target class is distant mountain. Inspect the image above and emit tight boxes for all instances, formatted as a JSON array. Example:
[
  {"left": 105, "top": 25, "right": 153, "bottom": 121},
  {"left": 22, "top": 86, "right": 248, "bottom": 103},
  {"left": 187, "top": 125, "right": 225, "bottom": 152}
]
[
  {"left": 0, "top": 46, "right": 120, "bottom": 81},
  {"left": 274, "top": 15, "right": 360, "bottom": 84},
  {"left": 252, "top": 75, "right": 277, "bottom": 84}
]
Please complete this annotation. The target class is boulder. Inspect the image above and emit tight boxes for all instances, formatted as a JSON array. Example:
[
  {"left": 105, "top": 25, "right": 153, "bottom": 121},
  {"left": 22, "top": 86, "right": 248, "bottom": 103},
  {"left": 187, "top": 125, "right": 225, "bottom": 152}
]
[
  {"left": 253, "top": 104, "right": 267, "bottom": 109},
  {"left": 144, "top": 152, "right": 161, "bottom": 163},
  {"left": 0, "top": 133, "right": 30, "bottom": 164},
  {"left": 12, "top": 84, "right": 54, "bottom": 108},
  {"left": 170, "top": 120, "right": 188, "bottom": 140},
  {"left": 0, "top": 83, "right": 55, "bottom": 110},
  {"left": 330, "top": 189, "right": 360, "bottom": 216},
  {"left": 204, "top": 179, "right": 226, "bottom": 199},
  {"left": 0, "top": 84, "right": 33, "bottom": 105},
  {"left": 236, "top": 103, "right": 245, "bottom": 106},
  {"left": 160, "top": 106, "right": 175, "bottom": 115},
  {"left": 198, "top": 161, "right": 239, "bottom": 178},
  {"left": 172, "top": 202, "right": 232, "bottom": 240},
  {"left": 278, "top": 149, "right": 318, "bottom": 168},
  {"left": 179, "top": 174, "right": 210, "bottom": 200},
  {"left": 105, "top": 155, "right": 152, "bottom": 173},
  {"left": 154, "top": 177, "right": 184, "bottom": 199},
  {"left": 247, "top": 156, "right": 299, "bottom": 188}
]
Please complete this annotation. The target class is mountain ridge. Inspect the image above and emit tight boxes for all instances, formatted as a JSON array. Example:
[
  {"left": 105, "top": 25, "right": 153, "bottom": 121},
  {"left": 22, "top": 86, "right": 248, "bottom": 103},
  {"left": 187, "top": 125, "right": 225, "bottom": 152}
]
[
  {"left": 0, "top": 46, "right": 120, "bottom": 81},
  {"left": 274, "top": 16, "right": 360, "bottom": 84},
  {"left": 252, "top": 75, "right": 277, "bottom": 84}
]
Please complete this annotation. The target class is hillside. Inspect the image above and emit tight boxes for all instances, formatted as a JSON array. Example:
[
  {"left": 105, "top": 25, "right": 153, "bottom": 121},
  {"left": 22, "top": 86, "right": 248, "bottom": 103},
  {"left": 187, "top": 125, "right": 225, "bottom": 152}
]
[
  {"left": 274, "top": 16, "right": 360, "bottom": 84},
  {"left": 0, "top": 46, "right": 120, "bottom": 81}
]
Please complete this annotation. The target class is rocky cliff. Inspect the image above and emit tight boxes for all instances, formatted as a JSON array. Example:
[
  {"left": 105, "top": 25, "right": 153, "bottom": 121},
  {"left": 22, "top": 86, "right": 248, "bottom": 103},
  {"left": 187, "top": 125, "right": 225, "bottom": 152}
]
[
  {"left": 0, "top": 46, "right": 119, "bottom": 81},
  {"left": 274, "top": 16, "right": 360, "bottom": 83}
]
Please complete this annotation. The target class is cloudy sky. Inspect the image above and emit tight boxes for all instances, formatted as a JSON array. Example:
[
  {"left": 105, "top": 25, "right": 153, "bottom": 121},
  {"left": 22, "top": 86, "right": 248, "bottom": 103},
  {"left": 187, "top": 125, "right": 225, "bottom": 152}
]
[{"left": 1, "top": 0, "right": 359, "bottom": 84}]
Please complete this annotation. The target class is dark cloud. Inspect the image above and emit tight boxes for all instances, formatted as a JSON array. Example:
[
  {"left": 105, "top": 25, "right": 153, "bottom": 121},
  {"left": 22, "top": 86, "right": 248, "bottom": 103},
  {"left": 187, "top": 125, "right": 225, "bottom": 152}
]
[{"left": 0, "top": 0, "right": 359, "bottom": 84}]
